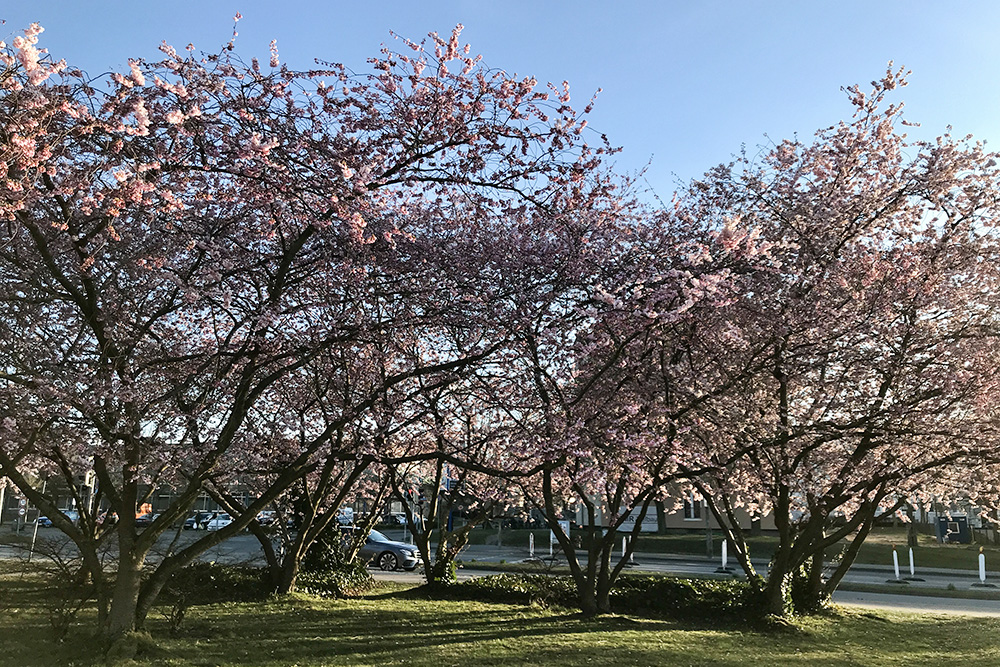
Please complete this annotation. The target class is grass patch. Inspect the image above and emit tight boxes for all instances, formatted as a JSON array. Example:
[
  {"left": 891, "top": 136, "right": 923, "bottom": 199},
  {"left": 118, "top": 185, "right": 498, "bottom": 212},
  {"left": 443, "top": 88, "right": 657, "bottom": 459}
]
[{"left": 4, "top": 569, "right": 1000, "bottom": 666}]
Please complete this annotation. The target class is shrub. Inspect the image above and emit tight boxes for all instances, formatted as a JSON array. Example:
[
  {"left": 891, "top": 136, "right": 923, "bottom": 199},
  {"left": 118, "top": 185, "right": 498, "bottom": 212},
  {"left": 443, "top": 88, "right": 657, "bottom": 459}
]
[
  {"left": 298, "top": 531, "right": 375, "bottom": 598},
  {"left": 448, "top": 573, "right": 769, "bottom": 622},
  {"left": 160, "top": 563, "right": 272, "bottom": 633},
  {"left": 611, "top": 575, "right": 768, "bottom": 622},
  {"left": 445, "top": 573, "right": 577, "bottom": 608}
]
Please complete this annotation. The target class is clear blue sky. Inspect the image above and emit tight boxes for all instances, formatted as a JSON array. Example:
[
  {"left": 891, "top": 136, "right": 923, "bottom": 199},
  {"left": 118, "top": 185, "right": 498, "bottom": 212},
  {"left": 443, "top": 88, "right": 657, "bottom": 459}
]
[{"left": 4, "top": 1, "right": 1000, "bottom": 197}]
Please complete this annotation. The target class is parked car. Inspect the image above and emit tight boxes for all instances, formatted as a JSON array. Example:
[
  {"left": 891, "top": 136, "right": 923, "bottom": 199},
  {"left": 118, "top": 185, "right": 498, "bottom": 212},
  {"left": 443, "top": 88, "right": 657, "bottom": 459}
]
[
  {"left": 206, "top": 514, "right": 233, "bottom": 531},
  {"left": 358, "top": 529, "right": 419, "bottom": 571},
  {"left": 255, "top": 510, "right": 276, "bottom": 526},
  {"left": 384, "top": 513, "right": 407, "bottom": 526},
  {"left": 36, "top": 516, "right": 53, "bottom": 528},
  {"left": 135, "top": 513, "right": 154, "bottom": 527},
  {"left": 184, "top": 512, "right": 214, "bottom": 530}
]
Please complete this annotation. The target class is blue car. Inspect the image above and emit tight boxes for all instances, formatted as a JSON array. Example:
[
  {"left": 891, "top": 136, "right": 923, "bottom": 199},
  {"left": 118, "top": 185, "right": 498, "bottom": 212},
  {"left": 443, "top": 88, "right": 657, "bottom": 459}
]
[{"left": 36, "top": 516, "right": 53, "bottom": 527}]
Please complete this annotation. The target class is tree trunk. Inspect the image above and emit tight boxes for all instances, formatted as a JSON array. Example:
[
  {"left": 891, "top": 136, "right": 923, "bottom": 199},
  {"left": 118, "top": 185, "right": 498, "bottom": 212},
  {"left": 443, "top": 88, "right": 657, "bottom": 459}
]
[
  {"left": 105, "top": 558, "right": 143, "bottom": 641},
  {"left": 792, "top": 548, "right": 828, "bottom": 613},
  {"left": 763, "top": 571, "right": 790, "bottom": 616},
  {"left": 763, "top": 548, "right": 793, "bottom": 617},
  {"left": 595, "top": 570, "right": 613, "bottom": 615},
  {"left": 823, "top": 518, "right": 876, "bottom": 598},
  {"left": 577, "top": 575, "right": 599, "bottom": 616},
  {"left": 277, "top": 557, "right": 301, "bottom": 595},
  {"left": 79, "top": 544, "right": 110, "bottom": 628},
  {"left": 273, "top": 530, "right": 308, "bottom": 595},
  {"left": 656, "top": 500, "right": 667, "bottom": 535},
  {"left": 906, "top": 505, "right": 919, "bottom": 548}
]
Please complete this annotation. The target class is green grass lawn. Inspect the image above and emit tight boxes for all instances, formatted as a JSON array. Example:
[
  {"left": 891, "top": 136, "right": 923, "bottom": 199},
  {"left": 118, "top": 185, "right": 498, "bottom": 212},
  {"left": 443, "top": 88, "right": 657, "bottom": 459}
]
[{"left": 3, "top": 572, "right": 1000, "bottom": 666}]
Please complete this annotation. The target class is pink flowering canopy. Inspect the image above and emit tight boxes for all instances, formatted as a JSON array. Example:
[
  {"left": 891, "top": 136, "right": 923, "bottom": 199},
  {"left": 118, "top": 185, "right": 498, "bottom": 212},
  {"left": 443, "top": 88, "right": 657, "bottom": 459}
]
[{"left": 0, "top": 22, "right": 618, "bottom": 636}]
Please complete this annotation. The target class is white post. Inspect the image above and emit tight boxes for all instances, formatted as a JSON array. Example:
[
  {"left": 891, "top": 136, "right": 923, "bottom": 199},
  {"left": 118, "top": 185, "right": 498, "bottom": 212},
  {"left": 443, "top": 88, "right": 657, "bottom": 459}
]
[
  {"left": 722, "top": 539, "right": 728, "bottom": 570},
  {"left": 892, "top": 546, "right": 900, "bottom": 580},
  {"left": 622, "top": 536, "right": 627, "bottom": 559},
  {"left": 549, "top": 529, "right": 554, "bottom": 558},
  {"left": 908, "top": 547, "right": 915, "bottom": 577},
  {"left": 27, "top": 479, "right": 46, "bottom": 563},
  {"left": 529, "top": 533, "right": 535, "bottom": 558},
  {"left": 980, "top": 547, "right": 987, "bottom": 584}
]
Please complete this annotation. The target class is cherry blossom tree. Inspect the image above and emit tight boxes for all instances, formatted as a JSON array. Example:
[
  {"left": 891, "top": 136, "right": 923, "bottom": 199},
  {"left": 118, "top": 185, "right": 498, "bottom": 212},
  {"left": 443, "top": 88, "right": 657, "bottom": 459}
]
[
  {"left": 476, "top": 193, "right": 757, "bottom": 615},
  {"left": 680, "top": 65, "right": 1000, "bottom": 615},
  {"left": 0, "top": 22, "right": 612, "bottom": 645}
]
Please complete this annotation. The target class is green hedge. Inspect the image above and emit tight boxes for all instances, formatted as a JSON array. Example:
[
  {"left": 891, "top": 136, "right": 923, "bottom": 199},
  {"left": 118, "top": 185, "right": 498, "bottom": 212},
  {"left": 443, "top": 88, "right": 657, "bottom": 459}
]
[
  {"left": 447, "top": 573, "right": 768, "bottom": 621},
  {"left": 611, "top": 575, "right": 768, "bottom": 621},
  {"left": 161, "top": 562, "right": 273, "bottom": 607},
  {"left": 449, "top": 573, "right": 578, "bottom": 608},
  {"left": 298, "top": 532, "right": 376, "bottom": 598}
]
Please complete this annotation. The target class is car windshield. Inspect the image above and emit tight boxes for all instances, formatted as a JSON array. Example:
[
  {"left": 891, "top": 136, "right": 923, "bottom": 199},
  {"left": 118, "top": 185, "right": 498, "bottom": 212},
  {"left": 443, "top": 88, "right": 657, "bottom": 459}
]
[{"left": 369, "top": 530, "right": 390, "bottom": 542}]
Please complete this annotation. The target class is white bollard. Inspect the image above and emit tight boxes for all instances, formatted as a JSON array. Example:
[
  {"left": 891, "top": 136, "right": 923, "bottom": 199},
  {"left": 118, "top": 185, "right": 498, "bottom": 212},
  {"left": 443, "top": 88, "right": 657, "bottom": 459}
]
[
  {"left": 622, "top": 536, "right": 627, "bottom": 559},
  {"left": 980, "top": 547, "right": 987, "bottom": 584},
  {"left": 909, "top": 547, "right": 915, "bottom": 577},
  {"left": 892, "top": 546, "right": 900, "bottom": 580},
  {"left": 529, "top": 533, "right": 535, "bottom": 558},
  {"left": 722, "top": 539, "right": 728, "bottom": 570}
]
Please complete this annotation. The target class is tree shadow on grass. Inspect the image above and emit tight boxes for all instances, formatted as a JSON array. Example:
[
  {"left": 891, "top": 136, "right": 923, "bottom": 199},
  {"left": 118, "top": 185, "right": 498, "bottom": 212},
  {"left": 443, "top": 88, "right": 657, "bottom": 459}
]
[
  {"left": 153, "top": 600, "right": 1000, "bottom": 667},
  {"left": 149, "top": 595, "right": 687, "bottom": 666}
]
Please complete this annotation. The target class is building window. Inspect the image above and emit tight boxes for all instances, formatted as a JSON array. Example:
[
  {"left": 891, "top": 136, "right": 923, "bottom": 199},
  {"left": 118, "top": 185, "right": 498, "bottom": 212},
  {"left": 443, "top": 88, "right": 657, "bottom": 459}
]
[{"left": 683, "top": 491, "right": 701, "bottom": 521}]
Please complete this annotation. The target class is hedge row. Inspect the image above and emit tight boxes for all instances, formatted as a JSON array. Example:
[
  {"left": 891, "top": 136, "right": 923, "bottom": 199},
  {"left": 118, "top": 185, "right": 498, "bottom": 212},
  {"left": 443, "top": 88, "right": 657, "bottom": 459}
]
[{"left": 449, "top": 573, "right": 769, "bottom": 622}]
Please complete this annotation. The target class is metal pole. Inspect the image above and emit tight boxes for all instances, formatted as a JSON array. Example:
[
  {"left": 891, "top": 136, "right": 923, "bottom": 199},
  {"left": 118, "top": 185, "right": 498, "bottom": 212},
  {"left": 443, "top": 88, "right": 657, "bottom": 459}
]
[{"left": 27, "top": 479, "right": 46, "bottom": 563}]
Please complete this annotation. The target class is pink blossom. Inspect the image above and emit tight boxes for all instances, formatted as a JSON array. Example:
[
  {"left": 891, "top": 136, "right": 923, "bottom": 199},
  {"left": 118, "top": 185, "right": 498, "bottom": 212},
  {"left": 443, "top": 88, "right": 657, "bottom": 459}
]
[{"left": 128, "top": 59, "right": 145, "bottom": 86}]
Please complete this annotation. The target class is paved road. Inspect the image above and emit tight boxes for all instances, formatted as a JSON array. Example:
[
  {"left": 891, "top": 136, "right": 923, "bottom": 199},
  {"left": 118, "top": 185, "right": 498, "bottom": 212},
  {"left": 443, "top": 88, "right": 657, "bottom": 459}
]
[{"left": 5, "top": 526, "right": 1000, "bottom": 616}]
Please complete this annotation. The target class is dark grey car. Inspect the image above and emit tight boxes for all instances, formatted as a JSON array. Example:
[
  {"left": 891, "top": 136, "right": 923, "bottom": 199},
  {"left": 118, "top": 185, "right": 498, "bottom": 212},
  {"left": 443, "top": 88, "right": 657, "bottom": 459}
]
[{"left": 358, "top": 529, "right": 419, "bottom": 571}]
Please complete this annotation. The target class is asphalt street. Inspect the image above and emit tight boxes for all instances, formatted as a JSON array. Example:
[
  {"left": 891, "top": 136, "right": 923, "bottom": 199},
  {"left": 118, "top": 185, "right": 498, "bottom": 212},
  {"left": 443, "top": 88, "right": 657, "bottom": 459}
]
[{"left": 4, "top": 526, "right": 999, "bottom": 616}]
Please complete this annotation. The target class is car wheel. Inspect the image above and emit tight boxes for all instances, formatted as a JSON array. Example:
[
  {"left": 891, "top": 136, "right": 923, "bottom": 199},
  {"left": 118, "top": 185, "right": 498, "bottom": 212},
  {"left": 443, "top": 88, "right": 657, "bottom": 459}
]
[{"left": 378, "top": 552, "right": 398, "bottom": 571}]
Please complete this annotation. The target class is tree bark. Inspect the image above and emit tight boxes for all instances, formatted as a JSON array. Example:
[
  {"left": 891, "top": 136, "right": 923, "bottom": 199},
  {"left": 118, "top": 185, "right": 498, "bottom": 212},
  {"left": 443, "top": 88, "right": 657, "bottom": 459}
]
[
  {"left": 277, "top": 557, "right": 301, "bottom": 595},
  {"left": 106, "top": 557, "right": 143, "bottom": 641}
]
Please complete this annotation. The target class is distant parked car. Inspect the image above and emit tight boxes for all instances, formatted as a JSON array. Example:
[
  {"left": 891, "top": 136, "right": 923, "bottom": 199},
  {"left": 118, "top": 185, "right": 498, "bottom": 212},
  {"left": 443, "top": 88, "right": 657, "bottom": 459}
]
[
  {"left": 384, "top": 513, "right": 407, "bottom": 526},
  {"left": 206, "top": 514, "right": 233, "bottom": 531},
  {"left": 358, "top": 529, "right": 419, "bottom": 571},
  {"left": 36, "top": 516, "right": 53, "bottom": 528},
  {"left": 255, "top": 510, "right": 276, "bottom": 526},
  {"left": 184, "top": 512, "right": 213, "bottom": 530},
  {"left": 135, "top": 514, "right": 154, "bottom": 527}
]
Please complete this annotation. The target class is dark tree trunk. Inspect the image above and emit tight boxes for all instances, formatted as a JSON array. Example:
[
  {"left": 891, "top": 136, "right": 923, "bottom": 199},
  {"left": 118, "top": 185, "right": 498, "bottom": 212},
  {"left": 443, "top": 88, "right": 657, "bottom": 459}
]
[
  {"left": 105, "top": 558, "right": 143, "bottom": 641},
  {"left": 277, "top": 557, "right": 301, "bottom": 595}
]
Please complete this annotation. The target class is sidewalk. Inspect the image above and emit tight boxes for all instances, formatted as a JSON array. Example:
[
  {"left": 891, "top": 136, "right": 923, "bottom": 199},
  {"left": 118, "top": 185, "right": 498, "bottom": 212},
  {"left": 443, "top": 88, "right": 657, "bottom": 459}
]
[{"left": 455, "top": 543, "right": 1000, "bottom": 589}]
